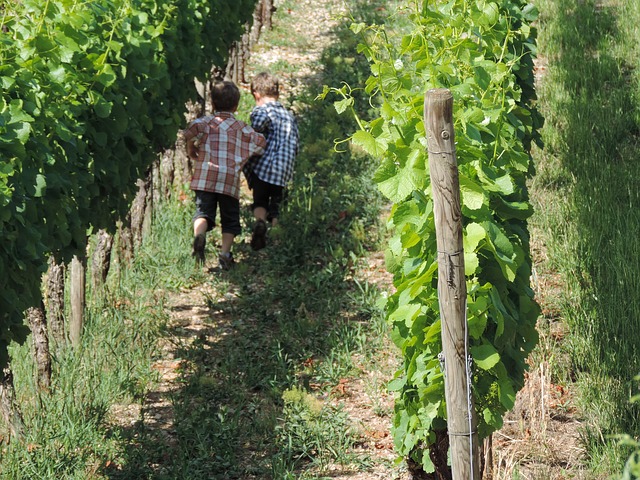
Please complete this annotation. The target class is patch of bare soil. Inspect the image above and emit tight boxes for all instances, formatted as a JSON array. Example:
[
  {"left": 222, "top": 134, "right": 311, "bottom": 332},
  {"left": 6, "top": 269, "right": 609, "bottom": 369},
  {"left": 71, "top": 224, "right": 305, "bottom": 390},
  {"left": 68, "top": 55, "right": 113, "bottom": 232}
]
[
  {"left": 494, "top": 372, "right": 586, "bottom": 479},
  {"left": 319, "top": 248, "right": 411, "bottom": 480},
  {"left": 139, "top": 283, "right": 219, "bottom": 448}
]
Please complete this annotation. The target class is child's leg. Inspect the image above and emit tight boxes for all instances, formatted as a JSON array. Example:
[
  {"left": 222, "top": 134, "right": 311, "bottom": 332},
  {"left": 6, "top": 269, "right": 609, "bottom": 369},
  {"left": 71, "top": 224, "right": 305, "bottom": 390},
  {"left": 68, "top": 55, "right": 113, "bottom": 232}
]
[
  {"left": 249, "top": 177, "right": 269, "bottom": 222},
  {"left": 253, "top": 206, "right": 268, "bottom": 222},
  {"left": 267, "top": 185, "right": 286, "bottom": 226},
  {"left": 192, "top": 191, "right": 217, "bottom": 264},
  {"left": 249, "top": 178, "right": 269, "bottom": 250},
  {"left": 193, "top": 191, "right": 217, "bottom": 235},
  {"left": 218, "top": 195, "right": 242, "bottom": 255},
  {"left": 220, "top": 232, "right": 235, "bottom": 255},
  {"left": 193, "top": 217, "right": 208, "bottom": 236}
]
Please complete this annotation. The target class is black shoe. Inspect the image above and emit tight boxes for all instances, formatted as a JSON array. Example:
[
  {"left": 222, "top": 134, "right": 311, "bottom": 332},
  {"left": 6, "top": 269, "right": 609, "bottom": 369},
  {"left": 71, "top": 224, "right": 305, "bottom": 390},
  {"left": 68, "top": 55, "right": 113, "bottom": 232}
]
[
  {"left": 250, "top": 219, "right": 267, "bottom": 251},
  {"left": 192, "top": 233, "right": 206, "bottom": 265},
  {"left": 218, "top": 252, "right": 235, "bottom": 271}
]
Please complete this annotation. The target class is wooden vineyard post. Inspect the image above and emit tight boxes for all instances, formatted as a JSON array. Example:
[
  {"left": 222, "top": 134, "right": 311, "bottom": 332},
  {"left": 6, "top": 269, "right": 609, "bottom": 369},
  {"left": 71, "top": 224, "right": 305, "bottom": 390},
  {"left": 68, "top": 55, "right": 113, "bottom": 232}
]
[
  {"left": 46, "top": 257, "right": 66, "bottom": 346},
  {"left": 27, "top": 302, "right": 52, "bottom": 392},
  {"left": 0, "top": 367, "right": 24, "bottom": 441},
  {"left": 91, "top": 229, "right": 114, "bottom": 294},
  {"left": 424, "top": 88, "right": 481, "bottom": 479},
  {"left": 70, "top": 255, "right": 86, "bottom": 346}
]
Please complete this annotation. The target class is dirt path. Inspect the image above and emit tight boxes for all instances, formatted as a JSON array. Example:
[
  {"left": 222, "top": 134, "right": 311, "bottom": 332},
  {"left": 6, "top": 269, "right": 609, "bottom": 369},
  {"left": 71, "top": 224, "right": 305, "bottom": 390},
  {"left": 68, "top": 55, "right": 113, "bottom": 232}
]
[
  {"left": 249, "top": 0, "right": 347, "bottom": 99},
  {"left": 136, "top": 1, "right": 409, "bottom": 478}
]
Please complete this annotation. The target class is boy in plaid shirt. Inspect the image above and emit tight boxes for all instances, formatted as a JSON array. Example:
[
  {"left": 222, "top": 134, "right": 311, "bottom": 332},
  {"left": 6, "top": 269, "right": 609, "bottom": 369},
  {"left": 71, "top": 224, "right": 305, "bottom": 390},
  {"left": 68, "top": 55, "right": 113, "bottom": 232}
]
[
  {"left": 185, "top": 80, "right": 266, "bottom": 269},
  {"left": 243, "top": 72, "right": 300, "bottom": 250}
]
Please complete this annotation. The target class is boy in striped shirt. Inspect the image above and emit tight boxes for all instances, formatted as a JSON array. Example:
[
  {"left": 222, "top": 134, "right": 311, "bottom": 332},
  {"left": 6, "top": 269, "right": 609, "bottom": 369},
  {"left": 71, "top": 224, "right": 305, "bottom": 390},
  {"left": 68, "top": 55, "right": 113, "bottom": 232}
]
[
  {"left": 185, "top": 81, "right": 266, "bottom": 269},
  {"left": 243, "top": 72, "right": 300, "bottom": 250}
]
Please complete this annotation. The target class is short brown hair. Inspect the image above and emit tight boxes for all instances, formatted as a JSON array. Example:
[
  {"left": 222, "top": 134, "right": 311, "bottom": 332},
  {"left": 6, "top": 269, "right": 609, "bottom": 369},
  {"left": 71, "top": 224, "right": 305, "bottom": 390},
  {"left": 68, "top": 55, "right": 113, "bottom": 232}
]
[
  {"left": 251, "top": 72, "right": 279, "bottom": 98},
  {"left": 212, "top": 81, "right": 240, "bottom": 112}
]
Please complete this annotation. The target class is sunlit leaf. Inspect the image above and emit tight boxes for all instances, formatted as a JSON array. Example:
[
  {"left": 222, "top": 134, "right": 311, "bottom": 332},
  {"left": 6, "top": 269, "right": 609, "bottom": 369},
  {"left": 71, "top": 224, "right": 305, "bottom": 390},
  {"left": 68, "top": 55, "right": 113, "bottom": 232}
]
[
  {"left": 471, "top": 344, "right": 500, "bottom": 370},
  {"left": 373, "top": 158, "right": 424, "bottom": 203},
  {"left": 352, "top": 129, "right": 387, "bottom": 157}
]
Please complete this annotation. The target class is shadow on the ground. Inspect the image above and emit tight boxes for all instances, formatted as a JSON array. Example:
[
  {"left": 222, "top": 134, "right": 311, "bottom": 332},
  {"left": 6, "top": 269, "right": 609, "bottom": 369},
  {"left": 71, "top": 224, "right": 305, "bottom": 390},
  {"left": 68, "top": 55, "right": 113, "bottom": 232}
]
[{"left": 536, "top": 0, "right": 640, "bottom": 441}]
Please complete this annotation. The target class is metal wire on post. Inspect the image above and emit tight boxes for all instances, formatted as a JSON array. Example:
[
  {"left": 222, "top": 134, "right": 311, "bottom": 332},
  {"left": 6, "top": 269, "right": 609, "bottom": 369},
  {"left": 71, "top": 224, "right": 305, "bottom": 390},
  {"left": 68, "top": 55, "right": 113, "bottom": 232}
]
[
  {"left": 464, "top": 301, "right": 475, "bottom": 480},
  {"left": 438, "top": 287, "right": 477, "bottom": 480}
]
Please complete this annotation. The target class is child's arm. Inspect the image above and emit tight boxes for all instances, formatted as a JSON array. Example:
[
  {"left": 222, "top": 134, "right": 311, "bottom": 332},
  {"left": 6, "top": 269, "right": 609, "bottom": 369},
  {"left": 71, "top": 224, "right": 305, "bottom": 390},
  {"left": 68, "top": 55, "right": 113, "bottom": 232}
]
[
  {"left": 238, "top": 129, "right": 266, "bottom": 169},
  {"left": 186, "top": 138, "right": 198, "bottom": 160},
  {"left": 249, "top": 132, "right": 266, "bottom": 159},
  {"left": 184, "top": 119, "right": 207, "bottom": 160},
  {"left": 250, "top": 107, "right": 270, "bottom": 133}
]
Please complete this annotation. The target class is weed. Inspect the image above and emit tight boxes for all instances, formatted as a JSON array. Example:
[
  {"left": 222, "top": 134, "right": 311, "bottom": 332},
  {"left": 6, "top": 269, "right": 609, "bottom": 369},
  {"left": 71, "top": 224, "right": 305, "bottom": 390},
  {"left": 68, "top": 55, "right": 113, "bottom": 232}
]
[{"left": 274, "top": 386, "right": 360, "bottom": 474}]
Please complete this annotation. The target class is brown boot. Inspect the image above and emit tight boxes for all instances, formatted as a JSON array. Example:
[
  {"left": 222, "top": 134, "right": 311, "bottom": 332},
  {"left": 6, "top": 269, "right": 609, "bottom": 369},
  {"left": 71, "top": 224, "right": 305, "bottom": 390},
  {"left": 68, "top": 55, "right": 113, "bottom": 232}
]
[
  {"left": 250, "top": 219, "right": 267, "bottom": 251},
  {"left": 192, "top": 233, "right": 206, "bottom": 265}
]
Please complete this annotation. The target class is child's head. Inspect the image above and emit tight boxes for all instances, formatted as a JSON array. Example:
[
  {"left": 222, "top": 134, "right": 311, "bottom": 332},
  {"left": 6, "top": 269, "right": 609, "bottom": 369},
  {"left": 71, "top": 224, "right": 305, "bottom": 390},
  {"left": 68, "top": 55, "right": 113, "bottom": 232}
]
[
  {"left": 212, "top": 81, "right": 240, "bottom": 112},
  {"left": 251, "top": 72, "right": 279, "bottom": 99}
]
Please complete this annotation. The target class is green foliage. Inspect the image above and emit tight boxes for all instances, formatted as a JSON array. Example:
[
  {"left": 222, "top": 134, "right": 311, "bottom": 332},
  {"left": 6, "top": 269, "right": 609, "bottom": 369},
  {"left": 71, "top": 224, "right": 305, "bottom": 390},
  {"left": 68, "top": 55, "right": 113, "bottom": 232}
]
[
  {"left": 328, "top": 0, "right": 542, "bottom": 472},
  {"left": 0, "top": 0, "right": 256, "bottom": 366}
]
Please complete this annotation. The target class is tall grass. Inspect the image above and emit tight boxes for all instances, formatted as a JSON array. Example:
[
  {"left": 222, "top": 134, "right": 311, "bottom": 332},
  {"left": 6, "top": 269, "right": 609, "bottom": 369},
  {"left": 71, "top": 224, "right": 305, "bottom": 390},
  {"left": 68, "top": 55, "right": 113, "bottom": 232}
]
[
  {"left": 0, "top": 197, "right": 210, "bottom": 478},
  {"left": 532, "top": 0, "right": 640, "bottom": 472}
]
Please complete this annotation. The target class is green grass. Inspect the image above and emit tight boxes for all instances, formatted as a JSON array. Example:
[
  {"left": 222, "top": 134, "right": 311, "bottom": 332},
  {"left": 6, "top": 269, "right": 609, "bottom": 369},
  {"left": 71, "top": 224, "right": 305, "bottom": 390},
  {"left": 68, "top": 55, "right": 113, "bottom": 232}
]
[
  {"left": 532, "top": 0, "right": 640, "bottom": 473},
  {"left": 1, "top": 199, "right": 206, "bottom": 478}
]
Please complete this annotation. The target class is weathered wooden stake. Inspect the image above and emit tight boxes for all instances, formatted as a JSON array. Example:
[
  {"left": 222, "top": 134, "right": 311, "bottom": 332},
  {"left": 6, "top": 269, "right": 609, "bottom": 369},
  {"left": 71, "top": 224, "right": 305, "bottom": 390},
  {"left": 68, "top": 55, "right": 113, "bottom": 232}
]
[
  {"left": 27, "top": 302, "right": 52, "bottom": 392},
  {"left": 131, "top": 175, "right": 151, "bottom": 251},
  {"left": 70, "top": 255, "right": 86, "bottom": 346},
  {"left": 0, "top": 367, "right": 24, "bottom": 442},
  {"left": 46, "top": 257, "right": 66, "bottom": 346},
  {"left": 425, "top": 88, "right": 481, "bottom": 479},
  {"left": 91, "top": 229, "right": 114, "bottom": 295}
]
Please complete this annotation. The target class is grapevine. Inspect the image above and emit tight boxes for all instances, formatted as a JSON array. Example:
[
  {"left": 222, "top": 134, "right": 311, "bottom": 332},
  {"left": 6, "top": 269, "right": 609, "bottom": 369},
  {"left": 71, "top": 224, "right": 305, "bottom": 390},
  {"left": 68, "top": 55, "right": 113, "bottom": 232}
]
[
  {"left": 327, "top": 0, "right": 543, "bottom": 472},
  {"left": 0, "top": 0, "right": 257, "bottom": 367}
]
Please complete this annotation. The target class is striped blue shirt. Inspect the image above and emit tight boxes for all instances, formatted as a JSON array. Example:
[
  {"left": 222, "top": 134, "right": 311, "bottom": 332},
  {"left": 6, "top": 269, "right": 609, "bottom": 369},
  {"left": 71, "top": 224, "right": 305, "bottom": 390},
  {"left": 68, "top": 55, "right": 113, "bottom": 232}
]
[{"left": 245, "top": 101, "right": 299, "bottom": 187}]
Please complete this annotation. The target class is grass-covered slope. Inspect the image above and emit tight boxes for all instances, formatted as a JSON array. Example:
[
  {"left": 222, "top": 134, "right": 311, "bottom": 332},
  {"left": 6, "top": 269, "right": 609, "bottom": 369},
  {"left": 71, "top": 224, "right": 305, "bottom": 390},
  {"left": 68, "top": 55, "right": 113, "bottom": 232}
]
[{"left": 532, "top": 0, "right": 640, "bottom": 474}]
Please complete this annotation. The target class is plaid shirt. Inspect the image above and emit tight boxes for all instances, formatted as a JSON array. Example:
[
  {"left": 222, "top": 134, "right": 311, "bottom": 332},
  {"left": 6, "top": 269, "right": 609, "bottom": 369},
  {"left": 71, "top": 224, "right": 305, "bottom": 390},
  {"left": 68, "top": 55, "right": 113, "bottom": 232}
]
[
  {"left": 185, "top": 112, "right": 265, "bottom": 198},
  {"left": 244, "top": 101, "right": 299, "bottom": 187}
]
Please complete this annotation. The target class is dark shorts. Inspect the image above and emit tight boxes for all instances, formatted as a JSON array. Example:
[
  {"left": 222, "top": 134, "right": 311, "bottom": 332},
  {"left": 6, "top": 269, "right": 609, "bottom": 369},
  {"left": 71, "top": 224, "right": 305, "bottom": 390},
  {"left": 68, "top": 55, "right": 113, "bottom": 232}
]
[
  {"left": 249, "top": 176, "right": 286, "bottom": 221},
  {"left": 193, "top": 191, "right": 241, "bottom": 236}
]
